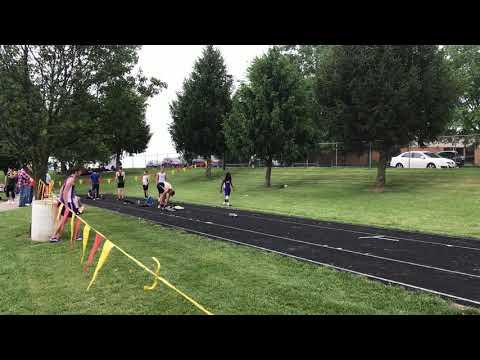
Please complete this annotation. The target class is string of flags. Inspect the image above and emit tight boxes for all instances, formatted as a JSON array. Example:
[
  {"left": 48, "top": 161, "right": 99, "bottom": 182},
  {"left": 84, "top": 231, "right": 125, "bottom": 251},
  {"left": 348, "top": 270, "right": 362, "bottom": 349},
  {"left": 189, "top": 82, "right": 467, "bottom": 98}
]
[{"left": 53, "top": 197, "right": 213, "bottom": 315}]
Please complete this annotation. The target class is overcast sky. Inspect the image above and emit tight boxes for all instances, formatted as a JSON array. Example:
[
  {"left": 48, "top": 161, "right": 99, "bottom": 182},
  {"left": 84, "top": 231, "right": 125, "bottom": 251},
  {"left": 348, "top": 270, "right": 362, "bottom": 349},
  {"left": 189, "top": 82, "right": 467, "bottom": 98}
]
[{"left": 122, "top": 45, "right": 271, "bottom": 166}]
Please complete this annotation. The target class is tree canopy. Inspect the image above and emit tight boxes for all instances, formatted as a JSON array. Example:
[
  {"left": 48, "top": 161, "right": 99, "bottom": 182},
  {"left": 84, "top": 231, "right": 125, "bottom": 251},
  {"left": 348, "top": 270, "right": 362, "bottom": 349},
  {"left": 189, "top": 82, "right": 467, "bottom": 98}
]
[
  {"left": 315, "top": 45, "right": 458, "bottom": 189},
  {"left": 169, "top": 45, "right": 233, "bottom": 176},
  {"left": 224, "top": 47, "right": 313, "bottom": 186}
]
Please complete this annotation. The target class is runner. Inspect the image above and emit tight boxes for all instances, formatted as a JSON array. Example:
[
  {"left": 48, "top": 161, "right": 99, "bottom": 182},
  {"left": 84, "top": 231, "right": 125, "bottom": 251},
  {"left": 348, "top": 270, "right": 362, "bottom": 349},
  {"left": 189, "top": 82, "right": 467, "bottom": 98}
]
[
  {"left": 156, "top": 166, "right": 167, "bottom": 186},
  {"left": 220, "top": 172, "right": 234, "bottom": 206},
  {"left": 115, "top": 167, "right": 126, "bottom": 200},
  {"left": 90, "top": 170, "right": 100, "bottom": 200},
  {"left": 49, "top": 168, "right": 83, "bottom": 243},
  {"left": 157, "top": 180, "right": 175, "bottom": 211},
  {"left": 142, "top": 170, "right": 150, "bottom": 198}
]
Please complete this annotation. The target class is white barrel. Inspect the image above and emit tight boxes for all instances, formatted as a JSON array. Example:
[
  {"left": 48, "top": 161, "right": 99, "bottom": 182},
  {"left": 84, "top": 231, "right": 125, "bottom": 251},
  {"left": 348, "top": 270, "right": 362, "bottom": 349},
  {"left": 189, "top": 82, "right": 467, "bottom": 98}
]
[{"left": 31, "top": 199, "right": 57, "bottom": 242}]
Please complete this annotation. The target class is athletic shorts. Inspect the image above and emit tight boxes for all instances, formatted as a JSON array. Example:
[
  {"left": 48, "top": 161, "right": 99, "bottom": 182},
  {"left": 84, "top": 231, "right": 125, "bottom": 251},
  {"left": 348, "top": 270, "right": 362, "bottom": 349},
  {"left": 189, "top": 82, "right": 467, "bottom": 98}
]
[
  {"left": 117, "top": 183, "right": 124, "bottom": 189},
  {"left": 143, "top": 185, "right": 148, "bottom": 191},
  {"left": 157, "top": 182, "right": 165, "bottom": 194},
  {"left": 224, "top": 187, "right": 231, "bottom": 196}
]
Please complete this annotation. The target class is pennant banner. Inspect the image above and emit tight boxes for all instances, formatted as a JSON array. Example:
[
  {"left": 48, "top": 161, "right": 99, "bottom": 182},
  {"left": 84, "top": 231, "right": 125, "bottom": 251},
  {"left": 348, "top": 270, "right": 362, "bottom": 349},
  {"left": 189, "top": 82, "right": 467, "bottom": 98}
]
[
  {"left": 87, "top": 240, "right": 115, "bottom": 290},
  {"left": 70, "top": 212, "right": 76, "bottom": 247},
  {"left": 81, "top": 224, "right": 91, "bottom": 264},
  {"left": 144, "top": 257, "right": 161, "bottom": 291},
  {"left": 84, "top": 232, "right": 104, "bottom": 272}
]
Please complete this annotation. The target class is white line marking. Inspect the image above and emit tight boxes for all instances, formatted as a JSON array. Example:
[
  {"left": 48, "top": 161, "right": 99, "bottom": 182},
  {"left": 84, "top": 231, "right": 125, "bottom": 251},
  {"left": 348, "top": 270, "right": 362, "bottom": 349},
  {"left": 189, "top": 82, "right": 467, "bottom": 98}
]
[
  {"left": 177, "top": 202, "right": 480, "bottom": 252},
  {"left": 120, "top": 205, "right": 480, "bottom": 280},
  {"left": 358, "top": 235, "right": 399, "bottom": 242},
  {"left": 93, "top": 205, "right": 480, "bottom": 307}
]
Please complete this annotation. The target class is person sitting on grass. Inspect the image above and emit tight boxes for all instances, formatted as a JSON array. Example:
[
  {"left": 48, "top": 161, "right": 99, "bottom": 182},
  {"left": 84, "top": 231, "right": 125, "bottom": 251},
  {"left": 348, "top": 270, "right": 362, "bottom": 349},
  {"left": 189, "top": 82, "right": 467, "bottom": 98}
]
[
  {"left": 157, "top": 181, "right": 175, "bottom": 211},
  {"left": 49, "top": 168, "right": 83, "bottom": 243},
  {"left": 220, "top": 172, "right": 234, "bottom": 206}
]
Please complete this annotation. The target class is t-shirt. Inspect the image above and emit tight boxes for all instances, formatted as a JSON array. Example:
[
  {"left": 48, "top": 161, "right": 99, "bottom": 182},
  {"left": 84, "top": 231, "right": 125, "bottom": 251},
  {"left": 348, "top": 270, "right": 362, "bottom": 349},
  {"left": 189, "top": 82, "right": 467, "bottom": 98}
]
[
  {"left": 116, "top": 171, "right": 125, "bottom": 184},
  {"left": 142, "top": 175, "right": 149, "bottom": 185},
  {"left": 17, "top": 169, "right": 30, "bottom": 188},
  {"left": 157, "top": 172, "right": 166, "bottom": 183},
  {"left": 90, "top": 172, "right": 100, "bottom": 184}
]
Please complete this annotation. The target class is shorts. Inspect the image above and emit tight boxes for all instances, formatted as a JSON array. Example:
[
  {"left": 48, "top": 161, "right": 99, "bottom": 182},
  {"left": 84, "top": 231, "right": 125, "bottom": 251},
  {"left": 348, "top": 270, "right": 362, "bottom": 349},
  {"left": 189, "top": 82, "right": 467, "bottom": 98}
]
[
  {"left": 59, "top": 202, "right": 76, "bottom": 218},
  {"left": 224, "top": 188, "right": 231, "bottom": 196},
  {"left": 117, "top": 183, "right": 124, "bottom": 189},
  {"left": 157, "top": 182, "right": 165, "bottom": 194},
  {"left": 143, "top": 185, "right": 148, "bottom": 191}
]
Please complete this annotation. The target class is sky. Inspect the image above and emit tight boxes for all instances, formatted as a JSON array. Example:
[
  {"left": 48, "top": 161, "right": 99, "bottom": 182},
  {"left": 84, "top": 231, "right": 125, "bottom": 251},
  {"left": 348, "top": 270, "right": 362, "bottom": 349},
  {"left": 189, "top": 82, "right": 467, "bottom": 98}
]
[{"left": 122, "top": 45, "right": 271, "bottom": 167}]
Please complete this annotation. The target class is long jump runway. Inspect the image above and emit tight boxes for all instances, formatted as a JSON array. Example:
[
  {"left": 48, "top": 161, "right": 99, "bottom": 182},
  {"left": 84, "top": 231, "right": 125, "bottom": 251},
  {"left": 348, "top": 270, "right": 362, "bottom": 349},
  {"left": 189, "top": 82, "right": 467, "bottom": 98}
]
[{"left": 84, "top": 196, "right": 480, "bottom": 307}]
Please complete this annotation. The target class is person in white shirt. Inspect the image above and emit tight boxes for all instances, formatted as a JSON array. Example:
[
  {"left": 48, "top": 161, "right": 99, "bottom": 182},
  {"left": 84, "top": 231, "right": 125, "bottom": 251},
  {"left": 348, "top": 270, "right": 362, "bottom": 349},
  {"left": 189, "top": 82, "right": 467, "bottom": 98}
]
[
  {"left": 157, "top": 180, "right": 175, "bottom": 210},
  {"left": 142, "top": 170, "right": 150, "bottom": 198}
]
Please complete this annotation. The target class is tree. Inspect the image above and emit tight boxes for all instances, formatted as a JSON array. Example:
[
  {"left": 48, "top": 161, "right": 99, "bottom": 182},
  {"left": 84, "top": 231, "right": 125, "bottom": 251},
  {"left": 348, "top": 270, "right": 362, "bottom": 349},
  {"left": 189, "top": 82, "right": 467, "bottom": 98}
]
[
  {"left": 99, "top": 74, "right": 166, "bottom": 168},
  {"left": 316, "top": 45, "right": 458, "bottom": 190},
  {"left": 0, "top": 45, "right": 140, "bottom": 195},
  {"left": 224, "top": 47, "right": 313, "bottom": 187},
  {"left": 444, "top": 46, "right": 480, "bottom": 134},
  {"left": 169, "top": 45, "right": 233, "bottom": 177}
]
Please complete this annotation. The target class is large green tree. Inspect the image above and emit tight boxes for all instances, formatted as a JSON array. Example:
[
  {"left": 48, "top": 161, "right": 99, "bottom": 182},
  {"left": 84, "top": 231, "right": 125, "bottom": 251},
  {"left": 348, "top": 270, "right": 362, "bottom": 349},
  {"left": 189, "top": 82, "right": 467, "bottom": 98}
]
[
  {"left": 99, "top": 74, "right": 166, "bottom": 167},
  {"left": 444, "top": 45, "right": 480, "bottom": 134},
  {"left": 0, "top": 45, "right": 140, "bottom": 192},
  {"left": 224, "top": 47, "right": 313, "bottom": 187},
  {"left": 316, "top": 45, "right": 458, "bottom": 190},
  {"left": 169, "top": 45, "right": 233, "bottom": 176}
]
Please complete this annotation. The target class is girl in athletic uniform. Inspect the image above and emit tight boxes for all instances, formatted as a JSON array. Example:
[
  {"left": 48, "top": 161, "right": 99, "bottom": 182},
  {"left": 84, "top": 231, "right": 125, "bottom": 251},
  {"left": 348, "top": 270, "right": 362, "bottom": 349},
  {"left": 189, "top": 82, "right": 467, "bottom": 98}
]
[
  {"left": 220, "top": 172, "right": 234, "bottom": 206},
  {"left": 115, "top": 167, "right": 126, "bottom": 200},
  {"left": 142, "top": 170, "right": 149, "bottom": 198},
  {"left": 50, "top": 168, "right": 82, "bottom": 243},
  {"left": 156, "top": 166, "right": 167, "bottom": 205},
  {"left": 5, "top": 168, "right": 17, "bottom": 204},
  {"left": 157, "top": 181, "right": 175, "bottom": 210}
]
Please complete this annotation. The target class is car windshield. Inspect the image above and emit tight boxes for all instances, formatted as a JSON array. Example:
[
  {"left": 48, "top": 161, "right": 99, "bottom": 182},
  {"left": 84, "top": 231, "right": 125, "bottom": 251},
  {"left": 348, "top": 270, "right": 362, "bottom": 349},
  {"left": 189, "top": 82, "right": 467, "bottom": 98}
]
[{"left": 424, "top": 152, "right": 441, "bottom": 158}]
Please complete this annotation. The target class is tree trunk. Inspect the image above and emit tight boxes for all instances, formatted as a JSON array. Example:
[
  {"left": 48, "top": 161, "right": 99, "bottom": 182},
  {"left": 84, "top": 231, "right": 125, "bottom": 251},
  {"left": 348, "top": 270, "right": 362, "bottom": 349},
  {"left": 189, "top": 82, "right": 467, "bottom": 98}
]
[
  {"left": 115, "top": 152, "right": 122, "bottom": 169},
  {"left": 265, "top": 157, "right": 272, "bottom": 187},
  {"left": 32, "top": 154, "right": 49, "bottom": 200},
  {"left": 223, "top": 152, "right": 226, "bottom": 171},
  {"left": 60, "top": 161, "right": 67, "bottom": 174},
  {"left": 375, "top": 149, "right": 387, "bottom": 191},
  {"left": 205, "top": 158, "right": 212, "bottom": 177}
]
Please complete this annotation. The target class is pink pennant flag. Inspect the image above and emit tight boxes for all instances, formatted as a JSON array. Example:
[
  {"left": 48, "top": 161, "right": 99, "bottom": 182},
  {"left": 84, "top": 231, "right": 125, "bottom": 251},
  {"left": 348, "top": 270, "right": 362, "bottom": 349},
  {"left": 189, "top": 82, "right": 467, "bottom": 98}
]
[{"left": 83, "top": 233, "right": 105, "bottom": 273}]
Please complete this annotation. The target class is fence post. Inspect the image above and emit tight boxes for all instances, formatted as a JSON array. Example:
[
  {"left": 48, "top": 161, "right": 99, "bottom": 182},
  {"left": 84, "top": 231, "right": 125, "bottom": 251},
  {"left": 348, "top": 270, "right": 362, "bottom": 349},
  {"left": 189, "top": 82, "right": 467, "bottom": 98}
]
[
  {"left": 335, "top": 143, "right": 338, "bottom": 168},
  {"left": 369, "top": 142, "right": 372, "bottom": 169}
]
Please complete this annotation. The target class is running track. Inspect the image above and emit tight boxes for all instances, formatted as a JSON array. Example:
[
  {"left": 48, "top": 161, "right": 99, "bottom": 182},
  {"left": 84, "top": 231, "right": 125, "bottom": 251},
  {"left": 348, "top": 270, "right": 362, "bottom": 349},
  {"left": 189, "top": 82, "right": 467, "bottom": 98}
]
[{"left": 84, "top": 196, "right": 480, "bottom": 307}]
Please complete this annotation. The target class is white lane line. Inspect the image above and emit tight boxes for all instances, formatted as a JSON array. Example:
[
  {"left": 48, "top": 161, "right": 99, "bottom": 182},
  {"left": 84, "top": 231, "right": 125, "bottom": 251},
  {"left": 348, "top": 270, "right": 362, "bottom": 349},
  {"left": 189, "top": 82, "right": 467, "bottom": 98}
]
[
  {"left": 358, "top": 235, "right": 399, "bottom": 242},
  {"left": 154, "top": 210, "right": 480, "bottom": 280},
  {"left": 177, "top": 203, "right": 480, "bottom": 252},
  {"left": 93, "top": 205, "right": 480, "bottom": 307}
]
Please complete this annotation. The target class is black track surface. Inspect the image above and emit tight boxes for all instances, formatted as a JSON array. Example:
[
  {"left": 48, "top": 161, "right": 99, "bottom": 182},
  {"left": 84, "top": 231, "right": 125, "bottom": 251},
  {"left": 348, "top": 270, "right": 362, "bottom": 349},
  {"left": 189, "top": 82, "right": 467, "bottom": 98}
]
[{"left": 83, "top": 195, "right": 480, "bottom": 307}]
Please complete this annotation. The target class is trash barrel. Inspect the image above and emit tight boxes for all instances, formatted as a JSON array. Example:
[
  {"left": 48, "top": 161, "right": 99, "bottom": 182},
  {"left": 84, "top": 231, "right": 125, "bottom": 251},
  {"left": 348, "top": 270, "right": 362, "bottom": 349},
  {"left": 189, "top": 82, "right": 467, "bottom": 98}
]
[{"left": 31, "top": 198, "right": 57, "bottom": 242}]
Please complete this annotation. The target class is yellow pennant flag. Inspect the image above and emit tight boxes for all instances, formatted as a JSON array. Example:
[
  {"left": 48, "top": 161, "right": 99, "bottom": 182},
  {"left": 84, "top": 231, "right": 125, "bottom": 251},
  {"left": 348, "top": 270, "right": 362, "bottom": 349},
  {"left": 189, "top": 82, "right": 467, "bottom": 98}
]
[
  {"left": 70, "top": 212, "right": 75, "bottom": 243},
  {"left": 144, "top": 257, "right": 161, "bottom": 291},
  {"left": 79, "top": 179, "right": 83, "bottom": 184},
  {"left": 108, "top": 179, "right": 112, "bottom": 184},
  {"left": 58, "top": 180, "right": 62, "bottom": 186},
  {"left": 87, "top": 240, "right": 115, "bottom": 291},
  {"left": 194, "top": 164, "right": 197, "bottom": 168},
  {"left": 81, "top": 224, "right": 91, "bottom": 264},
  {"left": 56, "top": 203, "right": 64, "bottom": 225},
  {"left": 171, "top": 170, "right": 175, "bottom": 176},
  {"left": 183, "top": 167, "right": 186, "bottom": 172},
  {"left": 134, "top": 176, "right": 138, "bottom": 182}
]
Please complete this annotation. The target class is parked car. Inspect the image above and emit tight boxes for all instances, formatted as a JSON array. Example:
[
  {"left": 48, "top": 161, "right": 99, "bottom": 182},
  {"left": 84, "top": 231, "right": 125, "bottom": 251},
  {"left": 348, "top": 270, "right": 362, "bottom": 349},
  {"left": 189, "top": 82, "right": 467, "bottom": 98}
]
[
  {"left": 211, "top": 159, "right": 223, "bottom": 168},
  {"left": 146, "top": 160, "right": 161, "bottom": 168},
  {"left": 192, "top": 158, "right": 207, "bottom": 167},
  {"left": 390, "top": 151, "right": 456, "bottom": 168},
  {"left": 436, "top": 151, "right": 465, "bottom": 167},
  {"left": 161, "top": 158, "right": 183, "bottom": 168}
]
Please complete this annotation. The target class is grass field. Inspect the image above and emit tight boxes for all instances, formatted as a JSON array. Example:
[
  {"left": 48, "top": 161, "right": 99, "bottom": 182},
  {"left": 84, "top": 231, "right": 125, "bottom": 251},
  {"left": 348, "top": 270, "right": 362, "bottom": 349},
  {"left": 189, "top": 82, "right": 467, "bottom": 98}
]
[
  {"left": 69, "top": 166, "right": 480, "bottom": 239},
  {"left": 1, "top": 206, "right": 478, "bottom": 315}
]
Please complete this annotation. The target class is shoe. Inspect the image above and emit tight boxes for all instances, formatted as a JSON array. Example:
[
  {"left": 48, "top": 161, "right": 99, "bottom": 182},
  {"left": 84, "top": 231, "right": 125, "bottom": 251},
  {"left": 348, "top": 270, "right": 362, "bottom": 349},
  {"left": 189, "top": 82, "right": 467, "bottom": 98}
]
[
  {"left": 49, "top": 237, "right": 60, "bottom": 243},
  {"left": 76, "top": 236, "right": 83, "bottom": 241}
]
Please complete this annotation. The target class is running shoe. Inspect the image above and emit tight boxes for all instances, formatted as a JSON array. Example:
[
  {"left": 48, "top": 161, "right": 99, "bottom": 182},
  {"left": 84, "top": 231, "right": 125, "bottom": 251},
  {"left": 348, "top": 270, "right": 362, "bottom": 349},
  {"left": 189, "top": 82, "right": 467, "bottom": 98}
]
[{"left": 49, "top": 237, "right": 60, "bottom": 243}]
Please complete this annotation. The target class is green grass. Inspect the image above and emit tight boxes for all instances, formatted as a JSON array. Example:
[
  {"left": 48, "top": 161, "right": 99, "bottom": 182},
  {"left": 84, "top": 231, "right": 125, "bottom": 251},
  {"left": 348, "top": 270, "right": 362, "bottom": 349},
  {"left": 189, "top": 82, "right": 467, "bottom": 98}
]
[
  {"left": 70, "top": 166, "right": 480, "bottom": 239},
  {"left": 1, "top": 206, "right": 477, "bottom": 314}
]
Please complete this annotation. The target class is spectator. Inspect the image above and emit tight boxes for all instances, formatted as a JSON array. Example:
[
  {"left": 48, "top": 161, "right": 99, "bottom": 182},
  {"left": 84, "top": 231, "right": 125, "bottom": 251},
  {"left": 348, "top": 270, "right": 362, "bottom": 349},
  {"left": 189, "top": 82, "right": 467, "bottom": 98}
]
[
  {"left": 27, "top": 175, "right": 35, "bottom": 205},
  {"left": 90, "top": 170, "right": 100, "bottom": 200},
  {"left": 5, "top": 167, "right": 17, "bottom": 204},
  {"left": 17, "top": 166, "right": 31, "bottom": 207}
]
